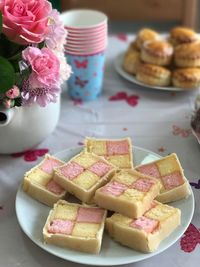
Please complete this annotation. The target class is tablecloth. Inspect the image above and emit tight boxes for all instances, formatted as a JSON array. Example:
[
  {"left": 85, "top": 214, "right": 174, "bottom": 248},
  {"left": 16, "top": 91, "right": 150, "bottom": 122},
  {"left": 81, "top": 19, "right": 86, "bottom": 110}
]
[{"left": 0, "top": 34, "right": 200, "bottom": 267}]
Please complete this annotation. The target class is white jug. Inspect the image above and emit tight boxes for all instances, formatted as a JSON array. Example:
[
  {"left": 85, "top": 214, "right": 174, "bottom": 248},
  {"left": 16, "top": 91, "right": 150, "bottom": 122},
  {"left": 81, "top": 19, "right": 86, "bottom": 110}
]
[{"left": 0, "top": 97, "right": 60, "bottom": 154}]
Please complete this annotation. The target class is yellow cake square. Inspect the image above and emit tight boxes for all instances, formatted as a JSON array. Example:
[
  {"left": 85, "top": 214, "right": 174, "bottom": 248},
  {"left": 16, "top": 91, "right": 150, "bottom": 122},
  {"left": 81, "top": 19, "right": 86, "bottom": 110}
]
[
  {"left": 86, "top": 140, "right": 107, "bottom": 155},
  {"left": 54, "top": 203, "right": 78, "bottom": 220},
  {"left": 73, "top": 153, "right": 98, "bottom": 168},
  {"left": 72, "top": 223, "right": 100, "bottom": 238},
  {"left": 73, "top": 170, "right": 99, "bottom": 190},
  {"left": 118, "top": 188, "right": 145, "bottom": 202},
  {"left": 156, "top": 155, "right": 180, "bottom": 176},
  {"left": 145, "top": 202, "right": 177, "bottom": 222},
  {"left": 27, "top": 168, "right": 51, "bottom": 186},
  {"left": 107, "top": 155, "right": 132, "bottom": 169},
  {"left": 114, "top": 170, "right": 138, "bottom": 185}
]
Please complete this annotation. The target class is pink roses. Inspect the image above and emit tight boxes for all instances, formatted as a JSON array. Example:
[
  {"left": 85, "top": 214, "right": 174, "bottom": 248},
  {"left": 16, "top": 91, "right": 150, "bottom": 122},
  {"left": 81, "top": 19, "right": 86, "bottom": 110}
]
[
  {"left": 22, "top": 47, "right": 60, "bottom": 87},
  {"left": 0, "top": 0, "right": 51, "bottom": 44}
]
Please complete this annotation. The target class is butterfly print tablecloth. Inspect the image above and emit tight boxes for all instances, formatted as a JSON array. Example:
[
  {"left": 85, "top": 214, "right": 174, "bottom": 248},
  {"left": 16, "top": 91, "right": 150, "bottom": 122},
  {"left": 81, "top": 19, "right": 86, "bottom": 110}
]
[{"left": 0, "top": 35, "right": 199, "bottom": 267}]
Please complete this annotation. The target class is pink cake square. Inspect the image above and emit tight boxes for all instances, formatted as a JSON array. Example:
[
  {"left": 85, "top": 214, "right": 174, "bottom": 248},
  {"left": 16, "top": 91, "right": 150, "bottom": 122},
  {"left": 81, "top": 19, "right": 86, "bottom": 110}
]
[
  {"left": 130, "top": 216, "right": 158, "bottom": 233},
  {"left": 161, "top": 171, "right": 184, "bottom": 190},
  {"left": 88, "top": 161, "right": 112, "bottom": 177},
  {"left": 40, "top": 158, "right": 63, "bottom": 174},
  {"left": 77, "top": 207, "right": 105, "bottom": 223},
  {"left": 131, "top": 178, "right": 156, "bottom": 192},
  {"left": 137, "top": 163, "right": 160, "bottom": 178},
  {"left": 58, "top": 162, "right": 84, "bottom": 180},
  {"left": 48, "top": 219, "right": 74, "bottom": 235},
  {"left": 106, "top": 140, "right": 129, "bottom": 156},
  {"left": 46, "top": 180, "right": 65, "bottom": 195},
  {"left": 101, "top": 181, "right": 128, "bottom": 196}
]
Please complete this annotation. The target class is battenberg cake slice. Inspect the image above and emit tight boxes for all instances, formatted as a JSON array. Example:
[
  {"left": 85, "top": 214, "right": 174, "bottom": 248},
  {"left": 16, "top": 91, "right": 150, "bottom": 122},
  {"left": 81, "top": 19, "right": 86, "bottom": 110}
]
[
  {"left": 43, "top": 200, "right": 107, "bottom": 254},
  {"left": 106, "top": 201, "right": 181, "bottom": 252},
  {"left": 53, "top": 151, "right": 116, "bottom": 204},
  {"left": 85, "top": 137, "right": 134, "bottom": 169},
  {"left": 23, "top": 154, "right": 67, "bottom": 206},
  {"left": 94, "top": 169, "right": 161, "bottom": 218},
  {"left": 135, "top": 153, "right": 191, "bottom": 203}
]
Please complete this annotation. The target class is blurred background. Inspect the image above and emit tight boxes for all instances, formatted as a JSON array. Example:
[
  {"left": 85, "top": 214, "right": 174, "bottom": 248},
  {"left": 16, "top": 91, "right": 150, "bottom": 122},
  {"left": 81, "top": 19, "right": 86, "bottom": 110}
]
[{"left": 50, "top": 0, "right": 199, "bottom": 32}]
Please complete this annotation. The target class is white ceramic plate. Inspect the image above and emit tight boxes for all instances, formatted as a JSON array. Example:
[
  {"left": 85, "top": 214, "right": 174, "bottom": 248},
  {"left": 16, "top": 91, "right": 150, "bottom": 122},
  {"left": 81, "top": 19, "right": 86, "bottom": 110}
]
[
  {"left": 15, "top": 146, "right": 194, "bottom": 266},
  {"left": 114, "top": 52, "right": 190, "bottom": 92}
]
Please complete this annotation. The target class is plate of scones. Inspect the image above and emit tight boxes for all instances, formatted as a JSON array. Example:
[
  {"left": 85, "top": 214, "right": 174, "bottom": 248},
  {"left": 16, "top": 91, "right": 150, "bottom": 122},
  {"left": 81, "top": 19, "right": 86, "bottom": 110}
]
[
  {"left": 15, "top": 137, "right": 194, "bottom": 265},
  {"left": 114, "top": 27, "right": 200, "bottom": 91}
]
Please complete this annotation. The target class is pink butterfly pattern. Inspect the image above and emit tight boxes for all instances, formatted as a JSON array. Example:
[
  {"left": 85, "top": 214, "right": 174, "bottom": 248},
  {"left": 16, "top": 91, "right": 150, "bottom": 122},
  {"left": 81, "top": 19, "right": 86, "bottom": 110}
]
[
  {"left": 74, "top": 59, "right": 88, "bottom": 69},
  {"left": 109, "top": 91, "right": 140, "bottom": 107},
  {"left": 75, "top": 76, "right": 88, "bottom": 88},
  {"left": 180, "top": 223, "right": 200, "bottom": 253},
  {"left": 11, "top": 148, "right": 49, "bottom": 162},
  {"left": 172, "top": 125, "right": 192, "bottom": 138}
]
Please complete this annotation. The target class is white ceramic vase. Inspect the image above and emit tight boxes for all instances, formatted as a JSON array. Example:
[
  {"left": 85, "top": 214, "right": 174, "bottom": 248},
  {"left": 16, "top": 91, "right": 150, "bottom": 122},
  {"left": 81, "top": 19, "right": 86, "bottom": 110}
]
[{"left": 0, "top": 97, "right": 60, "bottom": 154}]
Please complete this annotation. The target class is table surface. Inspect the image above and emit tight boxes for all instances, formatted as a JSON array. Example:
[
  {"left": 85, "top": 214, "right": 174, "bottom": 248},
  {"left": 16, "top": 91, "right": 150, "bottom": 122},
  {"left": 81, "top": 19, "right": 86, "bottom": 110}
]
[{"left": 0, "top": 34, "right": 200, "bottom": 267}]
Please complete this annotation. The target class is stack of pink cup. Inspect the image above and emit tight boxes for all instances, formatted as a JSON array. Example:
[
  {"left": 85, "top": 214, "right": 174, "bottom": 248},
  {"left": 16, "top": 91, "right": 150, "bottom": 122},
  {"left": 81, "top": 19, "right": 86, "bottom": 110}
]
[
  {"left": 60, "top": 10, "right": 108, "bottom": 101},
  {"left": 62, "top": 9, "right": 107, "bottom": 56}
]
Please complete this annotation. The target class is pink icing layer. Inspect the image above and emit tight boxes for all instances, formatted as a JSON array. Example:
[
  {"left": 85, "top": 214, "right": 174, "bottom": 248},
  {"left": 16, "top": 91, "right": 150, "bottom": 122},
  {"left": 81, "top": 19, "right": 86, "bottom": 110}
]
[
  {"left": 131, "top": 178, "right": 155, "bottom": 192},
  {"left": 77, "top": 207, "right": 104, "bottom": 223},
  {"left": 48, "top": 219, "right": 74, "bottom": 235},
  {"left": 101, "top": 181, "right": 128, "bottom": 196},
  {"left": 106, "top": 140, "right": 129, "bottom": 156},
  {"left": 58, "top": 162, "right": 84, "bottom": 180},
  {"left": 130, "top": 216, "right": 158, "bottom": 233},
  {"left": 40, "top": 158, "right": 63, "bottom": 174},
  {"left": 46, "top": 179, "right": 65, "bottom": 195},
  {"left": 161, "top": 171, "right": 184, "bottom": 190},
  {"left": 136, "top": 163, "right": 160, "bottom": 178},
  {"left": 88, "top": 161, "right": 112, "bottom": 177}
]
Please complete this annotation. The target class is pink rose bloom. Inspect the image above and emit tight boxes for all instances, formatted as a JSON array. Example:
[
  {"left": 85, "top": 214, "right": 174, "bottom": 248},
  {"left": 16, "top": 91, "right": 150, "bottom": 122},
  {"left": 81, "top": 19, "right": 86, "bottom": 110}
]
[
  {"left": 5, "top": 85, "right": 20, "bottom": 99},
  {"left": 0, "top": 0, "right": 52, "bottom": 44},
  {"left": 22, "top": 47, "right": 60, "bottom": 86}
]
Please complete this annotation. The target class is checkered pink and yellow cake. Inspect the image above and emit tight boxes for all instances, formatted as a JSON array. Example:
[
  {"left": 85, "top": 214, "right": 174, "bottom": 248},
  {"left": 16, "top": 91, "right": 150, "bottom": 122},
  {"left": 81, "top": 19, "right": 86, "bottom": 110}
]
[
  {"left": 135, "top": 153, "right": 190, "bottom": 203},
  {"left": 94, "top": 169, "right": 162, "bottom": 218},
  {"left": 85, "top": 137, "right": 133, "bottom": 169},
  {"left": 106, "top": 200, "right": 181, "bottom": 252},
  {"left": 23, "top": 154, "right": 67, "bottom": 206},
  {"left": 43, "top": 200, "right": 107, "bottom": 254},
  {"left": 54, "top": 151, "right": 116, "bottom": 203}
]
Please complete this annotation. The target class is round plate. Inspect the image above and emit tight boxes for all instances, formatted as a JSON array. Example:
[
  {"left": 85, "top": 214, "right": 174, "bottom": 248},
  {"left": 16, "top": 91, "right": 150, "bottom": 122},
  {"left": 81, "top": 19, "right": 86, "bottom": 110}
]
[
  {"left": 15, "top": 146, "right": 194, "bottom": 266},
  {"left": 114, "top": 52, "right": 189, "bottom": 92}
]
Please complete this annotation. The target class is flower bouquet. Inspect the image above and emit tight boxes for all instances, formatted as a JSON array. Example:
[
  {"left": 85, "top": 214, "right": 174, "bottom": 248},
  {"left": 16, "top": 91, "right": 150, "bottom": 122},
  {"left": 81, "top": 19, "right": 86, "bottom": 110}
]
[{"left": 0, "top": 0, "right": 71, "bottom": 109}]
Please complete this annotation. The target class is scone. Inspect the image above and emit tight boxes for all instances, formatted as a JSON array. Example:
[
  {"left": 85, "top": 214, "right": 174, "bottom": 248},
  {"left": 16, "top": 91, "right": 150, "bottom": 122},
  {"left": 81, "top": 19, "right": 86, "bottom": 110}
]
[
  {"left": 106, "top": 201, "right": 181, "bottom": 253},
  {"left": 135, "top": 153, "right": 191, "bottom": 203},
  {"left": 85, "top": 137, "right": 134, "bottom": 169},
  {"left": 94, "top": 169, "right": 161, "bottom": 218},
  {"left": 135, "top": 28, "right": 160, "bottom": 50},
  {"left": 169, "top": 27, "right": 199, "bottom": 46},
  {"left": 141, "top": 40, "right": 174, "bottom": 66},
  {"left": 172, "top": 68, "right": 200, "bottom": 89},
  {"left": 174, "top": 42, "right": 200, "bottom": 67},
  {"left": 43, "top": 200, "right": 107, "bottom": 254},
  {"left": 23, "top": 154, "right": 67, "bottom": 206},
  {"left": 123, "top": 49, "right": 141, "bottom": 75},
  {"left": 53, "top": 151, "right": 116, "bottom": 203},
  {"left": 136, "top": 63, "right": 171, "bottom": 87},
  {"left": 126, "top": 40, "right": 140, "bottom": 54}
]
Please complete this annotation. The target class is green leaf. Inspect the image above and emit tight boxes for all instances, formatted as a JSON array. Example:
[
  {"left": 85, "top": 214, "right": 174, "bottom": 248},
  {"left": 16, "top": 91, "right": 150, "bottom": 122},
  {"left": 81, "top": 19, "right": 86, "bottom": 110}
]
[
  {"left": 0, "top": 12, "right": 2, "bottom": 34},
  {"left": 0, "top": 57, "right": 15, "bottom": 93}
]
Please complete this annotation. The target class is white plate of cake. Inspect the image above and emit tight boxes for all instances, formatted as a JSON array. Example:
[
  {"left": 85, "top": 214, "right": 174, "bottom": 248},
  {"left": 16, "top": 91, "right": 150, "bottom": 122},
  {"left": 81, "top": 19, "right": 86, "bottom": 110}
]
[{"left": 15, "top": 144, "right": 194, "bottom": 266}]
